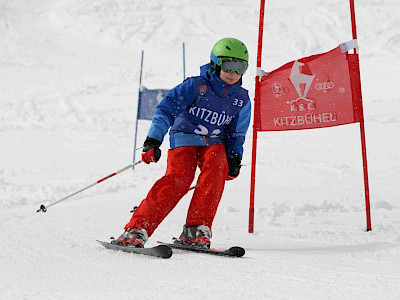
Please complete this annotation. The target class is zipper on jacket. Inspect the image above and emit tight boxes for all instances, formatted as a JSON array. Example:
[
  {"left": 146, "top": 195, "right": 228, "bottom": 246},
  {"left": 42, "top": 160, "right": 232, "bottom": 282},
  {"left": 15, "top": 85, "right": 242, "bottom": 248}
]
[{"left": 220, "top": 87, "right": 230, "bottom": 97}]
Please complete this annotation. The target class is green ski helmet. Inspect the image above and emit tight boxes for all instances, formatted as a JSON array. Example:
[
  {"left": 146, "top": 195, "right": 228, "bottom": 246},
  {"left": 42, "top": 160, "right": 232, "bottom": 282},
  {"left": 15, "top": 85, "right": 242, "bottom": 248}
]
[{"left": 210, "top": 38, "right": 249, "bottom": 74}]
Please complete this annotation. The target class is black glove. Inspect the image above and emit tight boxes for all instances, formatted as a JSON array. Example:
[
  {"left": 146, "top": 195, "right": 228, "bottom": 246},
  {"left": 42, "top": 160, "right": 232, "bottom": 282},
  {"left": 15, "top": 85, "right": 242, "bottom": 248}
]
[
  {"left": 226, "top": 154, "right": 241, "bottom": 180},
  {"left": 142, "top": 137, "right": 162, "bottom": 164}
]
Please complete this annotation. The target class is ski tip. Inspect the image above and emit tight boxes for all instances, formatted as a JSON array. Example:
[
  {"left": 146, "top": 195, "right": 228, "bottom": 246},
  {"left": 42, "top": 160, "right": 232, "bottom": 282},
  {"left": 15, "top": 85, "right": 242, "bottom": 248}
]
[
  {"left": 96, "top": 240, "right": 111, "bottom": 248},
  {"left": 156, "top": 244, "right": 173, "bottom": 258},
  {"left": 229, "top": 246, "right": 245, "bottom": 257}
]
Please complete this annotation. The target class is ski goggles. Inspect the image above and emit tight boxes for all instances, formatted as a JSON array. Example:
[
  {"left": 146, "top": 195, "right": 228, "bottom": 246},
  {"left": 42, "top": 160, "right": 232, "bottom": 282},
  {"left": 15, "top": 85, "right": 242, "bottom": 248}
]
[{"left": 220, "top": 58, "right": 248, "bottom": 75}]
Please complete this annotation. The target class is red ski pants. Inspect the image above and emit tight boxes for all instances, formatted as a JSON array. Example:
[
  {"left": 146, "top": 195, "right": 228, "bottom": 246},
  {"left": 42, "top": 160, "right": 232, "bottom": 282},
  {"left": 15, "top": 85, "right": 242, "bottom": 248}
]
[{"left": 125, "top": 143, "right": 229, "bottom": 237}]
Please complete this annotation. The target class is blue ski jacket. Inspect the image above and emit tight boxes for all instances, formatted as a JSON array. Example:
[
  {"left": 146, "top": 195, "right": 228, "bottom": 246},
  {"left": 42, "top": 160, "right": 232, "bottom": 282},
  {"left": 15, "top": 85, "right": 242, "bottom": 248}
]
[{"left": 147, "top": 63, "right": 251, "bottom": 159}]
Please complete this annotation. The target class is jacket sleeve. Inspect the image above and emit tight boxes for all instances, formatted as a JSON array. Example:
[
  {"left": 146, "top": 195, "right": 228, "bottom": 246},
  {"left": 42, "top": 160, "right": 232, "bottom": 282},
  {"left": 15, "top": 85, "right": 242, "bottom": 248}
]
[
  {"left": 225, "top": 99, "right": 251, "bottom": 159},
  {"left": 147, "top": 78, "right": 196, "bottom": 142}
]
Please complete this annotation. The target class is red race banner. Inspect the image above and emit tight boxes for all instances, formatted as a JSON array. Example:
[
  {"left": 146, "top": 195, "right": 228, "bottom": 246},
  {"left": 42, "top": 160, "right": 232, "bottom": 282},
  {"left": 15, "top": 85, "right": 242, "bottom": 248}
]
[
  {"left": 255, "top": 41, "right": 363, "bottom": 131},
  {"left": 249, "top": 0, "right": 371, "bottom": 233}
]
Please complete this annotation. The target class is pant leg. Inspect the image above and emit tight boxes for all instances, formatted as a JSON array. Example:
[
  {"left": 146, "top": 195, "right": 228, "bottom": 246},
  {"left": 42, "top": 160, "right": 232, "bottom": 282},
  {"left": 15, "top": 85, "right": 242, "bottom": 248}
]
[
  {"left": 125, "top": 147, "right": 197, "bottom": 236},
  {"left": 185, "top": 143, "right": 229, "bottom": 228}
]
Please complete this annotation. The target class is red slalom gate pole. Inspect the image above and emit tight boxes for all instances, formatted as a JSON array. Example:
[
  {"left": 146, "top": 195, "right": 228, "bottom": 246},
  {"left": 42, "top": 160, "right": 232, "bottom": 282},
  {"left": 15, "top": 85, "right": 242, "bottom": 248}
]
[
  {"left": 249, "top": 0, "right": 266, "bottom": 233},
  {"left": 349, "top": 0, "right": 372, "bottom": 231},
  {"left": 37, "top": 161, "right": 142, "bottom": 213}
]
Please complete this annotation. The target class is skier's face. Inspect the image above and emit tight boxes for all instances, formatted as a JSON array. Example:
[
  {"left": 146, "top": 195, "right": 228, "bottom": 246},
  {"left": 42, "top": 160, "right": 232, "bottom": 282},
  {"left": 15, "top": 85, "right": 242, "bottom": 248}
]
[{"left": 220, "top": 69, "right": 241, "bottom": 85}]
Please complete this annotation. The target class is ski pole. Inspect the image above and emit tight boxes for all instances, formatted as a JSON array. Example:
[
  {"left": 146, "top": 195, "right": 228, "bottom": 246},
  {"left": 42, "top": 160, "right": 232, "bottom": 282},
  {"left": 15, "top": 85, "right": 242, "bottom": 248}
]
[{"left": 37, "top": 160, "right": 142, "bottom": 213}]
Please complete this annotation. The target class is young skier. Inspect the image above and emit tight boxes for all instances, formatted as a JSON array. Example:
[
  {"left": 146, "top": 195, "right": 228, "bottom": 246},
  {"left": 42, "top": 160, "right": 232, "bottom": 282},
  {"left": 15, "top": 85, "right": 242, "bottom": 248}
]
[{"left": 113, "top": 38, "right": 251, "bottom": 249}]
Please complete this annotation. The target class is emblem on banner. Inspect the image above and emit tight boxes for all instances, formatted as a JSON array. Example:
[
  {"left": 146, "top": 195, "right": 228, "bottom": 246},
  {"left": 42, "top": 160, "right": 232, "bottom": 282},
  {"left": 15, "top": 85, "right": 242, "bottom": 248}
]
[
  {"left": 286, "top": 60, "right": 316, "bottom": 111},
  {"left": 289, "top": 60, "right": 315, "bottom": 101},
  {"left": 272, "top": 81, "right": 283, "bottom": 98},
  {"left": 315, "top": 81, "right": 334, "bottom": 91}
]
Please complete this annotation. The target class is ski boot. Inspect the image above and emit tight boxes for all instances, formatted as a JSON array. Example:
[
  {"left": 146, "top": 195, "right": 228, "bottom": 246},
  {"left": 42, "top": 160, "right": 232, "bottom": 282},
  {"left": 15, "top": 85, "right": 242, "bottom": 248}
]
[
  {"left": 112, "top": 227, "right": 148, "bottom": 248},
  {"left": 176, "top": 225, "right": 211, "bottom": 249}
]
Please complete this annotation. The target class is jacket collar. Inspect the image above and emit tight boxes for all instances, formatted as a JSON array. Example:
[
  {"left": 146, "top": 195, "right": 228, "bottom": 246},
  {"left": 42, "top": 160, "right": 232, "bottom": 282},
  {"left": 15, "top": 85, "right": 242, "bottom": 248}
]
[{"left": 200, "top": 64, "right": 241, "bottom": 97}]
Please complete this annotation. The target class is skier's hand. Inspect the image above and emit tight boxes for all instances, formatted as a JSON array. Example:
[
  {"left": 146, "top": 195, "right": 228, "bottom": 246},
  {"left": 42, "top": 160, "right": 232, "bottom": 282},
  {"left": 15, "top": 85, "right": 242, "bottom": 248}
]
[
  {"left": 226, "top": 155, "right": 241, "bottom": 180},
  {"left": 142, "top": 137, "right": 162, "bottom": 164}
]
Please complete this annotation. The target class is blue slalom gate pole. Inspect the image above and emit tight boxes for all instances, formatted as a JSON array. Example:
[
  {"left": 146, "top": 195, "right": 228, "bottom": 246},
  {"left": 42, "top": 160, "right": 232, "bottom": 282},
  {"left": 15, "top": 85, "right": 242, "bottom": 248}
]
[
  {"left": 133, "top": 50, "right": 145, "bottom": 168},
  {"left": 183, "top": 42, "right": 186, "bottom": 81}
]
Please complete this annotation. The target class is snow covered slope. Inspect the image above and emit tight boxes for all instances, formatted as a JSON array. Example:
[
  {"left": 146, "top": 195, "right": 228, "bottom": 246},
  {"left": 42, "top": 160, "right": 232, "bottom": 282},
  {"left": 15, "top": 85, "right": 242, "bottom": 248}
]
[{"left": 1, "top": 0, "right": 399, "bottom": 299}]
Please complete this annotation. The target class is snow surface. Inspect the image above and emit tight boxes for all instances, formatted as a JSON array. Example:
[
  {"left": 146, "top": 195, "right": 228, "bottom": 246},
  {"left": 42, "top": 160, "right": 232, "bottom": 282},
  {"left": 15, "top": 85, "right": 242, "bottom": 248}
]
[{"left": 1, "top": 0, "right": 400, "bottom": 299}]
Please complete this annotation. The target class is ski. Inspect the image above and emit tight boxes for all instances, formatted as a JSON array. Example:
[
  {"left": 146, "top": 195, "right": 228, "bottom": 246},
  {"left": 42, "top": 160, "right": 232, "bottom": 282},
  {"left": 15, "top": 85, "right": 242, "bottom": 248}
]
[
  {"left": 158, "top": 241, "right": 245, "bottom": 257},
  {"left": 97, "top": 240, "right": 172, "bottom": 259}
]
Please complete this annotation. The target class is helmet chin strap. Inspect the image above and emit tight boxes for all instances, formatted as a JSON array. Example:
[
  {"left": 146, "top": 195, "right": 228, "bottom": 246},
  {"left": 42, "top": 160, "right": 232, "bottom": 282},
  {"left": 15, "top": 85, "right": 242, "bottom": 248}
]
[
  {"left": 215, "top": 66, "right": 221, "bottom": 78},
  {"left": 208, "top": 62, "right": 221, "bottom": 78}
]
